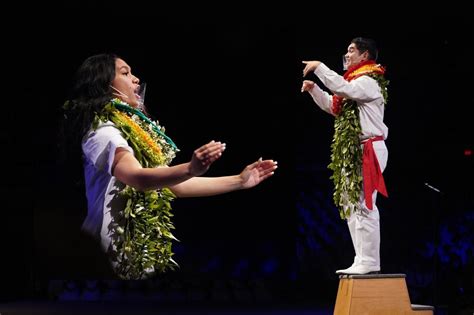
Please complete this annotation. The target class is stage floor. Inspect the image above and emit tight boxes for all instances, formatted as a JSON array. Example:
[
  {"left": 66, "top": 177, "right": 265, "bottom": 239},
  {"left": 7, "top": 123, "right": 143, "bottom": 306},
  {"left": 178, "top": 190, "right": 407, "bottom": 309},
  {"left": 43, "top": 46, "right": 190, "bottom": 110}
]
[{"left": 0, "top": 300, "right": 333, "bottom": 315}]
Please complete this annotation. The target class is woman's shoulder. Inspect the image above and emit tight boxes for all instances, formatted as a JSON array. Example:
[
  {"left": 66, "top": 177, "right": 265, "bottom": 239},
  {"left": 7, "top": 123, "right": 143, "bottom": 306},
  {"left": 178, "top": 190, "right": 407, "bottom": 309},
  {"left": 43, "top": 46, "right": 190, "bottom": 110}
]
[{"left": 83, "top": 120, "right": 124, "bottom": 145}]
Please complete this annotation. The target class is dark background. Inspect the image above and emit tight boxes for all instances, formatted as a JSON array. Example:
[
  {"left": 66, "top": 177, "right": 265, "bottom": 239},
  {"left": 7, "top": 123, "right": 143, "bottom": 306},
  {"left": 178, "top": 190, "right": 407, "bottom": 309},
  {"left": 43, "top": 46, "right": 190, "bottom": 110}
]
[
  {"left": 295, "top": 14, "right": 474, "bottom": 314},
  {"left": 2, "top": 10, "right": 473, "bottom": 314}
]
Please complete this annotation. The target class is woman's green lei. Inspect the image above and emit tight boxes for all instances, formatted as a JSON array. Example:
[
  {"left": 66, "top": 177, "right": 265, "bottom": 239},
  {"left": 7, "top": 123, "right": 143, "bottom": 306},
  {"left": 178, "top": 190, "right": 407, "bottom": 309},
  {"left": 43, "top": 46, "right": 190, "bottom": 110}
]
[
  {"left": 94, "top": 99, "right": 180, "bottom": 279},
  {"left": 329, "top": 74, "right": 388, "bottom": 219}
]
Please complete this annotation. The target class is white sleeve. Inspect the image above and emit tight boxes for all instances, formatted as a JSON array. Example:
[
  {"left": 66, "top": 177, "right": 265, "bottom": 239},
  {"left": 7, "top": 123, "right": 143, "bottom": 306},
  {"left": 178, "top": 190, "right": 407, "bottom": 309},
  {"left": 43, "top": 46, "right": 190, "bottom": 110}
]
[
  {"left": 307, "top": 82, "right": 334, "bottom": 115},
  {"left": 314, "top": 63, "right": 381, "bottom": 102},
  {"left": 82, "top": 122, "right": 134, "bottom": 175}
]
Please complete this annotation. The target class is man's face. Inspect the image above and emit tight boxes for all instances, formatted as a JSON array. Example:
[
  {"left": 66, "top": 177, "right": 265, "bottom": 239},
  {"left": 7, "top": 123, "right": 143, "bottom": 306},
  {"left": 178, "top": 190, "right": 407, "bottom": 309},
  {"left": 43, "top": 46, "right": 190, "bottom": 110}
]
[{"left": 344, "top": 43, "right": 368, "bottom": 69}]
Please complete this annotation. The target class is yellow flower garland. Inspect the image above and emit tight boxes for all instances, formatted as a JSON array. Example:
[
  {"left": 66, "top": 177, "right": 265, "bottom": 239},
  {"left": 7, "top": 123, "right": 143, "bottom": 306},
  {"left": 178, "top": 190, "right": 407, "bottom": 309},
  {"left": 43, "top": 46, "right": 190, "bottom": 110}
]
[
  {"left": 346, "top": 63, "right": 385, "bottom": 81},
  {"left": 93, "top": 99, "right": 179, "bottom": 279},
  {"left": 113, "top": 110, "right": 163, "bottom": 156}
]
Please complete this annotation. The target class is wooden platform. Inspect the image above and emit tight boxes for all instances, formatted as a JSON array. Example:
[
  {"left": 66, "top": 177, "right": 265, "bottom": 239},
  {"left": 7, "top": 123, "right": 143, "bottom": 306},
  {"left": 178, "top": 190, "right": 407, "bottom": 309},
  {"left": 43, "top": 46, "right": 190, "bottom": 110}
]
[{"left": 333, "top": 273, "right": 434, "bottom": 314}]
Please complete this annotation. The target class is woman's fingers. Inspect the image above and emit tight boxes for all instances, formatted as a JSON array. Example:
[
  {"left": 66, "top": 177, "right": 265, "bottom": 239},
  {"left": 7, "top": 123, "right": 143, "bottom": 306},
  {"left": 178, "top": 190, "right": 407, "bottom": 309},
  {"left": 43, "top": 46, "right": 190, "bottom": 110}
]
[{"left": 194, "top": 141, "right": 226, "bottom": 165}]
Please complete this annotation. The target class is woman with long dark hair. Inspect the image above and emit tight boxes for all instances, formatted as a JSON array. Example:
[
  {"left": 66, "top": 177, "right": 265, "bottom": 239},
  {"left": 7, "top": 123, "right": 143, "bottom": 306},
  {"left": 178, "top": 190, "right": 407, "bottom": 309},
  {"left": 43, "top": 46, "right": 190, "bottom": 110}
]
[{"left": 63, "top": 53, "right": 278, "bottom": 280}]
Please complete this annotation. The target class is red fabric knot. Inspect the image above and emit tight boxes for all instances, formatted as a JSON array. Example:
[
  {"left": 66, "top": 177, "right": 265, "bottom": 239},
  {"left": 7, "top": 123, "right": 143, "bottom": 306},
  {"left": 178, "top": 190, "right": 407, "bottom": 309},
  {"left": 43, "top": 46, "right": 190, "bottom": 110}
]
[
  {"left": 332, "top": 95, "right": 343, "bottom": 116},
  {"left": 362, "top": 136, "right": 388, "bottom": 210}
]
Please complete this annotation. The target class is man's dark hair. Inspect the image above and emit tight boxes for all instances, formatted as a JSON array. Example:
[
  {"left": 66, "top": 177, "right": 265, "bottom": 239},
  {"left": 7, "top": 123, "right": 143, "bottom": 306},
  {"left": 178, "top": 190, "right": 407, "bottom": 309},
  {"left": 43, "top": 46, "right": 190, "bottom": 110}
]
[{"left": 351, "top": 37, "right": 378, "bottom": 61}]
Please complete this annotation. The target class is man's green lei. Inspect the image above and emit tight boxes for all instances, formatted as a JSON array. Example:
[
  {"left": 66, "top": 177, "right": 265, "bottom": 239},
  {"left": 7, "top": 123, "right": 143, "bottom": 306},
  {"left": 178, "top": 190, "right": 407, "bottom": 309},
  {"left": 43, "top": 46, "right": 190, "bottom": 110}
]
[
  {"left": 329, "top": 74, "right": 388, "bottom": 219},
  {"left": 94, "top": 99, "right": 180, "bottom": 279}
]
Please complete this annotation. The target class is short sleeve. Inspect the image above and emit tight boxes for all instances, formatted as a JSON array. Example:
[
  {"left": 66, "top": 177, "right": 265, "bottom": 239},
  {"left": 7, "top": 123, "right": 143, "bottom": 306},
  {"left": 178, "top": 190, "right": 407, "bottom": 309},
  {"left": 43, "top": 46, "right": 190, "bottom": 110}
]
[{"left": 82, "top": 121, "right": 134, "bottom": 175}]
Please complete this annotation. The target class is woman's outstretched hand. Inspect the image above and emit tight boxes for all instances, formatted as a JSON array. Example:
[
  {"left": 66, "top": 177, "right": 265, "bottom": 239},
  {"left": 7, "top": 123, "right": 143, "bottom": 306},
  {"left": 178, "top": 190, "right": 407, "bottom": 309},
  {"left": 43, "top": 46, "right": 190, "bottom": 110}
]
[
  {"left": 239, "top": 158, "right": 278, "bottom": 189},
  {"left": 189, "top": 140, "right": 226, "bottom": 176}
]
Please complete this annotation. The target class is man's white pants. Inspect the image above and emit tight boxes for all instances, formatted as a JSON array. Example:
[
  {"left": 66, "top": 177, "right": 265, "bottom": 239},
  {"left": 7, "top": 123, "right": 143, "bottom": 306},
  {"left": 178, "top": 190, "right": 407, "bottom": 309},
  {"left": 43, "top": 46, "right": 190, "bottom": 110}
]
[{"left": 347, "top": 140, "right": 388, "bottom": 270}]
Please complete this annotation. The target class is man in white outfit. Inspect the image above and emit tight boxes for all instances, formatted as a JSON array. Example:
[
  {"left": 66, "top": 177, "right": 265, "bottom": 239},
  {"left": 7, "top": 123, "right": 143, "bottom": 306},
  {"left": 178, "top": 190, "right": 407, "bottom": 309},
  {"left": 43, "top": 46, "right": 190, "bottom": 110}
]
[{"left": 301, "top": 37, "right": 389, "bottom": 275}]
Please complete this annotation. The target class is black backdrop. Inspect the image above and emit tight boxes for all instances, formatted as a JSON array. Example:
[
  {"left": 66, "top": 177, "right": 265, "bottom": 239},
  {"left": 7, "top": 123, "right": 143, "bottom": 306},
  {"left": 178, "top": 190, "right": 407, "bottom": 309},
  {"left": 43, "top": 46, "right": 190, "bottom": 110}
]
[
  {"left": 4, "top": 17, "right": 296, "bottom": 298},
  {"left": 2, "top": 10, "right": 473, "bottom": 312}
]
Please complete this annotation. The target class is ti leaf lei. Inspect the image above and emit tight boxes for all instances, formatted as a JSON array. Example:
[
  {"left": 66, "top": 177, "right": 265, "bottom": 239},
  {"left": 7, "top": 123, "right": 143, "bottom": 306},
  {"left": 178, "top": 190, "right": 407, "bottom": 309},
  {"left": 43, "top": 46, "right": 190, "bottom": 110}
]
[
  {"left": 93, "top": 98, "right": 180, "bottom": 279},
  {"left": 328, "top": 66, "right": 389, "bottom": 219},
  {"left": 329, "top": 98, "right": 363, "bottom": 219}
]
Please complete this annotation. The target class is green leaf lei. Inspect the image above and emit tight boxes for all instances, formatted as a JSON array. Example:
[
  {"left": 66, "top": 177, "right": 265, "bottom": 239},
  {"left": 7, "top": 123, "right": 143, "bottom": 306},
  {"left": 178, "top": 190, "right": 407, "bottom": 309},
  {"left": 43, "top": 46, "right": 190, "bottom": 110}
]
[
  {"left": 94, "top": 99, "right": 180, "bottom": 279},
  {"left": 329, "top": 74, "right": 389, "bottom": 219}
]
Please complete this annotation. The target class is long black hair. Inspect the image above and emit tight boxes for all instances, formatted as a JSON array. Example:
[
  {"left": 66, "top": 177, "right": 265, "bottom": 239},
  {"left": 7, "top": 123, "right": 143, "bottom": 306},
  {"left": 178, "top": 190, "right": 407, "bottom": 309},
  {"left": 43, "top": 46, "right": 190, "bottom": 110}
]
[
  {"left": 64, "top": 53, "right": 118, "bottom": 140},
  {"left": 60, "top": 53, "right": 118, "bottom": 184}
]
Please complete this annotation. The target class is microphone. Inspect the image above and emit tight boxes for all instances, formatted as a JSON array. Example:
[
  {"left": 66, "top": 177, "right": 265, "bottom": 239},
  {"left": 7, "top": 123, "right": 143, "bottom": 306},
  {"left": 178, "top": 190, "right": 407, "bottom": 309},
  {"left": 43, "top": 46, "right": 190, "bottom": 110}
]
[{"left": 424, "top": 182, "right": 441, "bottom": 194}]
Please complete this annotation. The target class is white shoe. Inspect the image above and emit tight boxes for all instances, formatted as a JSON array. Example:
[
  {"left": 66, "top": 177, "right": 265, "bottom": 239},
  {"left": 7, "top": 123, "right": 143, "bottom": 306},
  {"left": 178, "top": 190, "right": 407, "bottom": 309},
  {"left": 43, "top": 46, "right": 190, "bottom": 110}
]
[
  {"left": 335, "top": 261, "right": 357, "bottom": 275},
  {"left": 335, "top": 264, "right": 380, "bottom": 275}
]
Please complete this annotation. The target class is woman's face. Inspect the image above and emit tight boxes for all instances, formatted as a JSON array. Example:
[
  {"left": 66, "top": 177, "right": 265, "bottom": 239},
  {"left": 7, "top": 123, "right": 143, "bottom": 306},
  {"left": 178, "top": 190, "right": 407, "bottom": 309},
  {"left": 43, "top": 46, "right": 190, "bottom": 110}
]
[
  {"left": 111, "top": 58, "right": 141, "bottom": 107},
  {"left": 344, "top": 43, "right": 368, "bottom": 69}
]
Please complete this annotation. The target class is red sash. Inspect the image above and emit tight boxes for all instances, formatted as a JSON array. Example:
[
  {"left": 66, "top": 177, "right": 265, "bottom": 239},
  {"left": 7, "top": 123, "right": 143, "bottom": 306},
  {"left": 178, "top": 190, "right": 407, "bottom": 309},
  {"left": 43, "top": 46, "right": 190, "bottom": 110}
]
[{"left": 362, "top": 136, "right": 388, "bottom": 209}]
